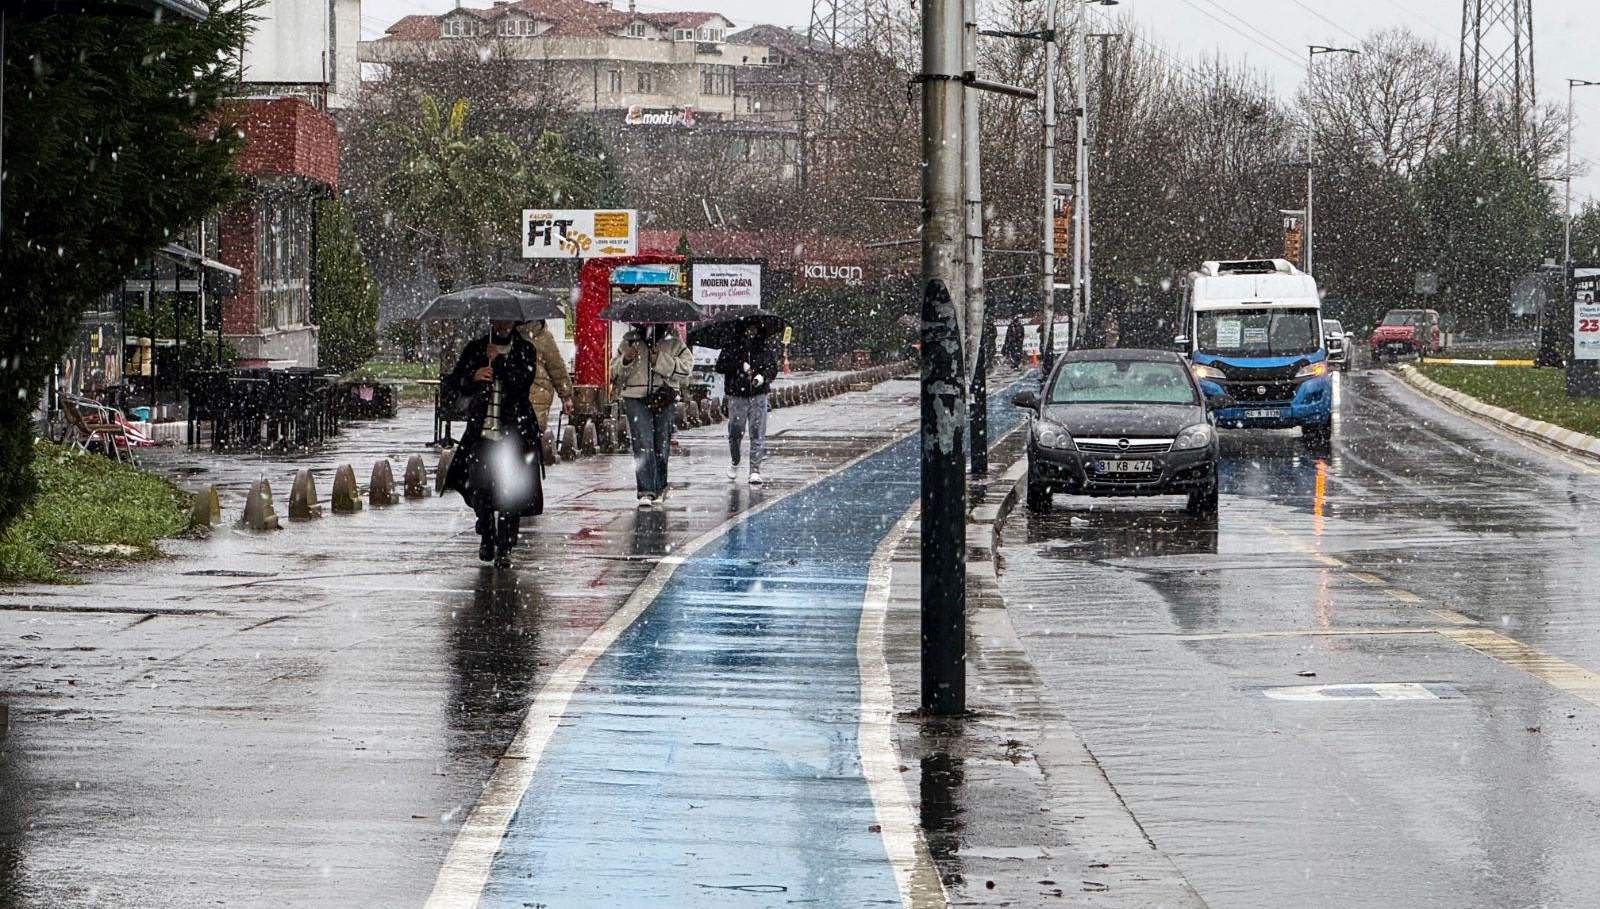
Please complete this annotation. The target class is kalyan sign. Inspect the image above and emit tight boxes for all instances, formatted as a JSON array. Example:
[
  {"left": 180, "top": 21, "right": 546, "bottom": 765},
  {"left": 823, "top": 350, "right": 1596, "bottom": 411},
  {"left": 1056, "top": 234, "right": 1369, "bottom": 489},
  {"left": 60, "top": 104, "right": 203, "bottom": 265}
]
[{"left": 800, "top": 263, "right": 866, "bottom": 287}]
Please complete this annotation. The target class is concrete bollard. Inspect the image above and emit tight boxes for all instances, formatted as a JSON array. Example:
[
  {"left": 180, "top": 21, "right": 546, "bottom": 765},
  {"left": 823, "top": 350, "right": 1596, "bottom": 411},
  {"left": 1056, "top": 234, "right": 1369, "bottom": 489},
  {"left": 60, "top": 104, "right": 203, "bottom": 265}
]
[
  {"left": 435, "top": 449, "right": 454, "bottom": 497},
  {"left": 240, "top": 478, "right": 282, "bottom": 531},
  {"left": 580, "top": 421, "right": 598, "bottom": 455},
  {"left": 560, "top": 425, "right": 579, "bottom": 461},
  {"left": 404, "top": 455, "right": 429, "bottom": 499},
  {"left": 541, "top": 430, "right": 557, "bottom": 467},
  {"left": 683, "top": 401, "right": 701, "bottom": 428},
  {"left": 699, "top": 399, "right": 714, "bottom": 425},
  {"left": 332, "top": 464, "right": 364, "bottom": 513},
  {"left": 369, "top": 459, "right": 397, "bottom": 506},
  {"left": 188, "top": 484, "right": 221, "bottom": 528},
  {"left": 288, "top": 469, "right": 322, "bottom": 520}
]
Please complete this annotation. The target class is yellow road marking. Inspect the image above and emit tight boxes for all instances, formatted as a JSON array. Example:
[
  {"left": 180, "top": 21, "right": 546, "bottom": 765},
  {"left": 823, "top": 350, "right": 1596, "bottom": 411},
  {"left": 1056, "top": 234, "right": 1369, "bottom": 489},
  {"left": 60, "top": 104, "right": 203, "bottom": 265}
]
[
  {"left": 1314, "top": 554, "right": 1346, "bottom": 568},
  {"left": 1349, "top": 572, "right": 1385, "bottom": 585},
  {"left": 1430, "top": 608, "right": 1478, "bottom": 625},
  {"left": 1438, "top": 628, "right": 1600, "bottom": 708},
  {"left": 1389, "top": 589, "right": 1423, "bottom": 604}
]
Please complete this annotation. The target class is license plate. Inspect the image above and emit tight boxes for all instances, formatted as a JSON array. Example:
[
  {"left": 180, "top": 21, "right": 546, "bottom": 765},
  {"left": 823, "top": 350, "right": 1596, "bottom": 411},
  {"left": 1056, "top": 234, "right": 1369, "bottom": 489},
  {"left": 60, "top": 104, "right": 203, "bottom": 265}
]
[
  {"left": 1245, "top": 409, "right": 1282, "bottom": 419},
  {"left": 1093, "top": 459, "right": 1155, "bottom": 474}
]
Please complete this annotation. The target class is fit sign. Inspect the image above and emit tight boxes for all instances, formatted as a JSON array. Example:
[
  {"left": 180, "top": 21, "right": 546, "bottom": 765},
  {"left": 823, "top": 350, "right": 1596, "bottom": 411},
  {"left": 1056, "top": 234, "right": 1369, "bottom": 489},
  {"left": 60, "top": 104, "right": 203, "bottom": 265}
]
[{"left": 522, "top": 209, "right": 637, "bottom": 258}]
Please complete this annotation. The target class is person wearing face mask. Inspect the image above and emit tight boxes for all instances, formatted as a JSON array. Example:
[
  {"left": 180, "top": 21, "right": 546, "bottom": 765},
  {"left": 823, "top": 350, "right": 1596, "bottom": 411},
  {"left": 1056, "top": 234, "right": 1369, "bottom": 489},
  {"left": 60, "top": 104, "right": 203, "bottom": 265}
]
[
  {"left": 441, "top": 319, "right": 544, "bottom": 568},
  {"left": 610, "top": 323, "right": 693, "bottom": 508}
]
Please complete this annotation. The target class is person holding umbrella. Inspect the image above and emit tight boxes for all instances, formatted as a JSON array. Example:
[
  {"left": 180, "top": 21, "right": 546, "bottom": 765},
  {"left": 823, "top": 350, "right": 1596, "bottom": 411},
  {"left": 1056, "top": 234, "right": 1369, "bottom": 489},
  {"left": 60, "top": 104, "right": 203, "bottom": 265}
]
[
  {"left": 517, "top": 318, "right": 574, "bottom": 432},
  {"left": 424, "top": 285, "right": 561, "bottom": 567},
  {"left": 701, "top": 313, "right": 783, "bottom": 485},
  {"left": 611, "top": 323, "right": 693, "bottom": 507}
]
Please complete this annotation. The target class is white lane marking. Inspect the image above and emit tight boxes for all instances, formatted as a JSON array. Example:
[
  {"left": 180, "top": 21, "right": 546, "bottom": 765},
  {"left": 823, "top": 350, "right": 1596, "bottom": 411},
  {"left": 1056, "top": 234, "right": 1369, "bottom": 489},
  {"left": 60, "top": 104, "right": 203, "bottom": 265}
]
[
  {"left": 423, "top": 430, "right": 920, "bottom": 909},
  {"left": 857, "top": 503, "right": 947, "bottom": 909},
  {"left": 1263, "top": 682, "right": 1459, "bottom": 701}
]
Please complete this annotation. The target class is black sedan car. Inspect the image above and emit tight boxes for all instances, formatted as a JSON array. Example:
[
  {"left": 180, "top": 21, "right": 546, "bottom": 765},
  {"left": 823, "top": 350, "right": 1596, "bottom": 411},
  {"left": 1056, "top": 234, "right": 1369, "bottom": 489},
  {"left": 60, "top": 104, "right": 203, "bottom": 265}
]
[{"left": 1012, "top": 349, "right": 1224, "bottom": 515}]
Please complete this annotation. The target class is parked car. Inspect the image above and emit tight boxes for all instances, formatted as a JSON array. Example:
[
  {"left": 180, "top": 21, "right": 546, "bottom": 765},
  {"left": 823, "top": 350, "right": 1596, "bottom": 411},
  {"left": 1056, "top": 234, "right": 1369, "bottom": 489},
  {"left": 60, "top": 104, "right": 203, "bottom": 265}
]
[
  {"left": 1011, "top": 349, "right": 1224, "bottom": 516},
  {"left": 1323, "top": 319, "right": 1350, "bottom": 371},
  {"left": 1369, "top": 308, "right": 1442, "bottom": 361}
]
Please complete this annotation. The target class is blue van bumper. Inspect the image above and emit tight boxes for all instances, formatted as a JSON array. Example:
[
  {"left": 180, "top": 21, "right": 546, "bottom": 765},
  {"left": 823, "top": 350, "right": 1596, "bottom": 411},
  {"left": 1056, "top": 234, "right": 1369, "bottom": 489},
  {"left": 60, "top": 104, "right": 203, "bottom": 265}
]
[{"left": 1200, "top": 374, "right": 1332, "bottom": 430}]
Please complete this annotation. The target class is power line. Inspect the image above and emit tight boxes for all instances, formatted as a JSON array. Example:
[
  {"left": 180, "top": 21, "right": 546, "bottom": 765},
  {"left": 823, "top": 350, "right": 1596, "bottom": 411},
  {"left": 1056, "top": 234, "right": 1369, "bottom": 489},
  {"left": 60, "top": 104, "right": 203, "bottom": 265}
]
[
  {"left": 1174, "top": 0, "right": 1307, "bottom": 71},
  {"left": 1285, "top": 0, "right": 1362, "bottom": 43}
]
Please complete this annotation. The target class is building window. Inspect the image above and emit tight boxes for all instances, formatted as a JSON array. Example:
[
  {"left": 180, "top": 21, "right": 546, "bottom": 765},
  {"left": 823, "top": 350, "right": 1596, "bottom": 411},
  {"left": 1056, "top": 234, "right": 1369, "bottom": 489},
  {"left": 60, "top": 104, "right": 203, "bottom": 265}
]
[
  {"left": 608, "top": 70, "right": 623, "bottom": 93},
  {"left": 441, "top": 16, "right": 473, "bottom": 38},
  {"left": 498, "top": 16, "right": 534, "bottom": 36},
  {"left": 700, "top": 64, "right": 732, "bottom": 97},
  {"left": 698, "top": 27, "right": 724, "bottom": 43},
  {"left": 255, "top": 186, "right": 311, "bottom": 333},
  {"left": 673, "top": 28, "right": 694, "bottom": 41},
  {"left": 627, "top": 22, "right": 648, "bottom": 38},
  {"left": 636, "top": 71, "right": 655, "bottom": 94}
]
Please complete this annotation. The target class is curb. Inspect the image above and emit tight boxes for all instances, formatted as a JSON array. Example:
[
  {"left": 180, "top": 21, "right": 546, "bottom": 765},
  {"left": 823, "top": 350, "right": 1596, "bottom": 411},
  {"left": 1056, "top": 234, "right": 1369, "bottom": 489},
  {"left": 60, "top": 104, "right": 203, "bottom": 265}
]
[{"left": 1397, "top": 364, "right": 1600, "bottom": 462}]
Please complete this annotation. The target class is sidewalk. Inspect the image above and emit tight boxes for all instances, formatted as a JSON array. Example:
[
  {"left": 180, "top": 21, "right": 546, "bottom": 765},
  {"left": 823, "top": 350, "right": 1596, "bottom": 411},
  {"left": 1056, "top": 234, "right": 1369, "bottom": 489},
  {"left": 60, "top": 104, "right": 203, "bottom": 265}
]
[{"left": 0, "top": 369, "right": 1070, "bottom": 909}]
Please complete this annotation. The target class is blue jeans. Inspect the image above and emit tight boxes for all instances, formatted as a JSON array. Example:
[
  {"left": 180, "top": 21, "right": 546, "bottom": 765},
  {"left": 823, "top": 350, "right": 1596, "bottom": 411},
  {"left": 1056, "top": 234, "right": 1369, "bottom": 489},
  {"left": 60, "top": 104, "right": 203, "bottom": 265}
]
[{"left": 623, "top": 397, "right": 674, "bottom": 496}]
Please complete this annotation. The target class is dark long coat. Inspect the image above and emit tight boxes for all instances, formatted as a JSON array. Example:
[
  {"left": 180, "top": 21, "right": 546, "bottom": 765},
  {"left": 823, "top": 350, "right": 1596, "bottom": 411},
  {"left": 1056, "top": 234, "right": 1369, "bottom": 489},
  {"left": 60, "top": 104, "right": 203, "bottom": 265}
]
[{"left": 442, "top": 334, "right": 544, "bottom": 516}]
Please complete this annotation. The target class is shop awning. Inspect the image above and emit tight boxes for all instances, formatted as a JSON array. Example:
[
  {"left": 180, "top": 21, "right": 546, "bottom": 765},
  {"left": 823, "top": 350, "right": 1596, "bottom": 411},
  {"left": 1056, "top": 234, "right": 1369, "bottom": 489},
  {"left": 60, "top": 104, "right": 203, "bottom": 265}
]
[{"left": 159, "top": 242, "right": 241, "bottom": 297}]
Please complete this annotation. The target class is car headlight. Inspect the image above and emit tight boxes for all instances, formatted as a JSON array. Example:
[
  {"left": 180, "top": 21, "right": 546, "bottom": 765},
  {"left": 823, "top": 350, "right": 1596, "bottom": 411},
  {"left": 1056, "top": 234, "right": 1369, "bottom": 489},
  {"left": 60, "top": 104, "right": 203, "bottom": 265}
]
[
  {"left": 1173, "top": 423, "right": 1214, "bottom": 451},
  {"left": 1295, "top": 361, "right": 1328, "bottom": 379},
  {"left": 1034, "top": 420, "right": 1076, "bottom": 451},
  {"left": 1191, "top": 363, "right": 1226, "bottom": 382}
]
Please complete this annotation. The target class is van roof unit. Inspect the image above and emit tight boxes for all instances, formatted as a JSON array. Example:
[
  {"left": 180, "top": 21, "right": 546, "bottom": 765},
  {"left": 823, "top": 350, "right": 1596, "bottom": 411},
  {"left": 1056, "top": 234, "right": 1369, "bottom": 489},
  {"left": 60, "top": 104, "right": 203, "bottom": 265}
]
[{"left": 1197, "top": 259, "right": 1301, "bottom": 277}]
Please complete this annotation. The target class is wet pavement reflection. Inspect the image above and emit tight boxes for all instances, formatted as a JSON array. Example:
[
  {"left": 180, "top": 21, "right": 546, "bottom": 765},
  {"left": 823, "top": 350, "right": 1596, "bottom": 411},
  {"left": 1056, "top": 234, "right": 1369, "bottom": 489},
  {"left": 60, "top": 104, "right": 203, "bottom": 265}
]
[{"left": 998, "top": 368, "right": 1600, "bottom": 909}]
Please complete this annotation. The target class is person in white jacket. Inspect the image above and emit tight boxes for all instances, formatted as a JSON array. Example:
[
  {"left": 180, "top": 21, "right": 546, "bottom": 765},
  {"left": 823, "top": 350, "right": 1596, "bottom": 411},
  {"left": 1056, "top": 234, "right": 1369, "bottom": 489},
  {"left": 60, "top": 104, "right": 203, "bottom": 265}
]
[{"left": 610, "top": 324, "right": 693, "bottom": 507}]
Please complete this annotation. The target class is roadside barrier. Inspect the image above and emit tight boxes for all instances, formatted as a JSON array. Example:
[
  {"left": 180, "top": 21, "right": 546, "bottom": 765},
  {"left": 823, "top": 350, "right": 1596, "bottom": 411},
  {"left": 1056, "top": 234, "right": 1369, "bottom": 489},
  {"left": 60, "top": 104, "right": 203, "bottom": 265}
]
[
  {"left": 240, "top": 478, "right": 282, "bottom": 531},
  {"left": 331, "top": 464, "right": 363, "bottom": 513},
  {"left": 288, "top": 469, "right": 322, "bottom": 520},
  {"left": 580, "top": 422, "right": 599, "bottom": 456},
  {"left": 188, "top": 484, "right": 221, "bottom": 528},
  {"left": 369, "top": 459, "right": 397, "bottom": 506},
  {"left": 560, "top": 426, "right": 579, "bottom": 461},
  {"left": 404, "top": 455, "right": 429, "bottom": 499}
]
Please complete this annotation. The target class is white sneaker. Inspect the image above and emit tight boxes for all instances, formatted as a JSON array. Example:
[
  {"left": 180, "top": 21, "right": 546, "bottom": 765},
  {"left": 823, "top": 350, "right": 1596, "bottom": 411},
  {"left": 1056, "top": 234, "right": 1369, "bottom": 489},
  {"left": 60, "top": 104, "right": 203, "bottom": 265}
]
[
  {"left": 749, "top": 471, "right": 764, "bottom": 486},
  {"left": 727, "top": 464, "right": 739, "bottom": 480},
  {"left": 637, "top": 494, "right": 654, "bottom": 509}
]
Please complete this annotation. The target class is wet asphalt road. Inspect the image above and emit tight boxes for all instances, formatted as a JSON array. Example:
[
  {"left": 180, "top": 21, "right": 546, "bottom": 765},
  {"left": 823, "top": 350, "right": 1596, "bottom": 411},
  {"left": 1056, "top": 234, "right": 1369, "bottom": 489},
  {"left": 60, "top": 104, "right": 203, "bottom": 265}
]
[
  {"left": 0, "top": 379, "right": 934, "bottom": 908},
  {"left": 998, "top": 366, "right": 1600, "bottom": 909}
]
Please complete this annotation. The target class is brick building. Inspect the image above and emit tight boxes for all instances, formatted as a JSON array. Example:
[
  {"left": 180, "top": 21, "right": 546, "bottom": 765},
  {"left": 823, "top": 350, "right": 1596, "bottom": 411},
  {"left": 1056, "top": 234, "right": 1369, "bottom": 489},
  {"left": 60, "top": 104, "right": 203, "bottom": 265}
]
[{"left": 218, "top": 96, "right": 340, "bottom": 367}]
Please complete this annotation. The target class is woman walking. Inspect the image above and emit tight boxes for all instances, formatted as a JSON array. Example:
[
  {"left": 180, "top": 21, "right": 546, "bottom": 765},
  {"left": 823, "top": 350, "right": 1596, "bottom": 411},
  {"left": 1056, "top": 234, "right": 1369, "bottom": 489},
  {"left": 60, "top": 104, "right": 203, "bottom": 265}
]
[{"left": 611, "top": 323, "right": 693, "bottom": 508}]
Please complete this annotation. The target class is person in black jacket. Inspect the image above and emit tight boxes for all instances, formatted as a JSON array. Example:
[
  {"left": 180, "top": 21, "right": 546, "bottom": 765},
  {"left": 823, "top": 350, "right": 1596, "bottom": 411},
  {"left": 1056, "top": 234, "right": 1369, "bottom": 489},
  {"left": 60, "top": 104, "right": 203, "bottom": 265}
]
[
  {"left": 714, "top": 318, "right": 780, "bottom": 485},
  {"left": 1002, "top": 315, "right": 1025, "bottom": 368},
  {"left": 441, "top": 320, "right": 544, "bottom": 568}
]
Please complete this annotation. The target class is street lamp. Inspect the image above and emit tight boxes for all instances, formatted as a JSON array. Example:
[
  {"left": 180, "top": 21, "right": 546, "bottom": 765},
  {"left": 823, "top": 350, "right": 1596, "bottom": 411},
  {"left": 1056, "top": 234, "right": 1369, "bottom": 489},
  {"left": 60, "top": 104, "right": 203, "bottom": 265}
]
[
  {"left": 1305, "top": 45, "right": 1359, "bottom": 278},
  {"left": 1565, "top": 79, "right": 1600, "bottom": 280},
  {"left": 1069, "top": 0, "right": 1116, "bottom": 363}
]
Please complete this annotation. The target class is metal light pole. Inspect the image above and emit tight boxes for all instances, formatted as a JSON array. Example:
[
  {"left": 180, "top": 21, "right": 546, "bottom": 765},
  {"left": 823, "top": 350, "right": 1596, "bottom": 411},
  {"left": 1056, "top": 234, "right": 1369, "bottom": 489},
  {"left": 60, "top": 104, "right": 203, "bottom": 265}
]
[
  {"left": 920, "top": 0, "right": 968, "bottom": 717},
  {"left": 1305, "top": 45, "right": 1359, "bottom": 277},
  {"left": 963, "top": 0, "right": 988, "bottom": 475},
  {"left": 1566, "top": 80, "right": 1600, "bottom": 281},
  {"left": 1073, "top": 0, "right": 1088, "bottom": 335},
  {"left": 1040, "top": 0, "right": 1060, "bottom": 375}
]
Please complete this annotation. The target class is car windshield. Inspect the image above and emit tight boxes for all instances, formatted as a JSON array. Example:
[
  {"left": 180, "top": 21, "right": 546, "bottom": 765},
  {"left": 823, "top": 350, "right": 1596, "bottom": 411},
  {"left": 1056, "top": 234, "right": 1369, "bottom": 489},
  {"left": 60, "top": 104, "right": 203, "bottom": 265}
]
[
  {"left": 1324, "top": 320, "right": 1343, "bottom": 334},
  {"left": 1195, "top": 308, "right": 1322, "bottom": 357},
  {"left": 1382, "top": 311, "right": 1425, "bottom": 326},
  {"left": 1048, "top": 359, "right": 1199, "bottom": 406}
]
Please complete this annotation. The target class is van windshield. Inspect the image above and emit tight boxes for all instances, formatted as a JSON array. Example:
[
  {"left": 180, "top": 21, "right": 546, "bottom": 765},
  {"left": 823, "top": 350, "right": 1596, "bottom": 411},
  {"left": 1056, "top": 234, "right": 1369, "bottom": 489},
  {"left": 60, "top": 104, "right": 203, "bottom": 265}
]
[{"left": 1195, "top": 308, "right": 1322, "bottom": 357}]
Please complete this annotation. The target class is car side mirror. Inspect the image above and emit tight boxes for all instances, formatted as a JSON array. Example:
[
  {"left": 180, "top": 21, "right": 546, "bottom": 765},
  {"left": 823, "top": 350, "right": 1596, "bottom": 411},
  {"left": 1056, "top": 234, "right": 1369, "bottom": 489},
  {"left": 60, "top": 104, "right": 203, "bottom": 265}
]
[
  {"left": 1010, "top": 390, "right": 1041, "bottom": 412},
  {"left": 1173, "top": 335, "right": 1190, "bottom": 352}
]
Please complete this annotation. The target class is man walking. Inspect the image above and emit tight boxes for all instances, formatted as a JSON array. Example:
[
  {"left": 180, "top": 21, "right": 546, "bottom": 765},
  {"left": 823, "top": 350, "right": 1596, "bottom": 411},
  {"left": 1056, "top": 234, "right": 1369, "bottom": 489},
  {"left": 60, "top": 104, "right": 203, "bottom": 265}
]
[{"left": 715, "top": 317, "right": 779, "bottom": 486}]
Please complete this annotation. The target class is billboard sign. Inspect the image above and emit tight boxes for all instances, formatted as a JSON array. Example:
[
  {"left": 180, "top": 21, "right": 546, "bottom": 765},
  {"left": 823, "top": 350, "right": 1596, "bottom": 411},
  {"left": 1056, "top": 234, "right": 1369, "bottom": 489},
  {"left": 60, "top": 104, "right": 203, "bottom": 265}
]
[
  {"left": 611, "top": 264, "right": 681, "bottom": 286},
  {"left": 522, "top": 209, "right": 637, "bottom": 258},
  {"left": 692, "top": 263, "right": 762, "bottom": 307},
  {"left": 799, "top": 263, "right": 866, "bottom": 287},
  {"left": 1576, "top": 277, "right": 1600, "bottom": 361}
]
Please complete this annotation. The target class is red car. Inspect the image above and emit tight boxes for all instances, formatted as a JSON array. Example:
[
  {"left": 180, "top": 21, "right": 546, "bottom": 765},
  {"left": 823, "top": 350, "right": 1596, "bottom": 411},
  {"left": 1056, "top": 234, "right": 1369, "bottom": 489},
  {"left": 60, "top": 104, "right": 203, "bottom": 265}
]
[{"left": 1370, "top": 309, "right": 1442, "bottom": 361}]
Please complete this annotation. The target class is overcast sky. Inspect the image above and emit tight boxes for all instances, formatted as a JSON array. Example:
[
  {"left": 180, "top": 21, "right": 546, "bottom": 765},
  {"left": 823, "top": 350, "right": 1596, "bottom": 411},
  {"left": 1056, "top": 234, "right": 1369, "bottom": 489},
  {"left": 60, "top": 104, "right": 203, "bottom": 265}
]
[{"left": 360, "top": 0, "right": 1600, "bottom": 205}]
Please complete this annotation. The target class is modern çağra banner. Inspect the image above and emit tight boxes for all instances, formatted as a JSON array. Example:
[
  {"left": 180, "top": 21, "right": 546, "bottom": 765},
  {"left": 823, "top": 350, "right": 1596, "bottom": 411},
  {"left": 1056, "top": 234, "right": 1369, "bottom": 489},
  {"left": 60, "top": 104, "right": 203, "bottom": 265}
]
[{"left": 691, "top": 263, "right": 762, "bottom": 307}]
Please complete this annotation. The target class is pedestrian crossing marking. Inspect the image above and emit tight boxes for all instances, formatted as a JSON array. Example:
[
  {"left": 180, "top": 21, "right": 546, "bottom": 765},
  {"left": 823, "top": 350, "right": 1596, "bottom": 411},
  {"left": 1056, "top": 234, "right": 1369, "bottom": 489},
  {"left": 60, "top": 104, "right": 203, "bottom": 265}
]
[{"left": 1437, "top": 628, "right": 1600, "bottom": 709}]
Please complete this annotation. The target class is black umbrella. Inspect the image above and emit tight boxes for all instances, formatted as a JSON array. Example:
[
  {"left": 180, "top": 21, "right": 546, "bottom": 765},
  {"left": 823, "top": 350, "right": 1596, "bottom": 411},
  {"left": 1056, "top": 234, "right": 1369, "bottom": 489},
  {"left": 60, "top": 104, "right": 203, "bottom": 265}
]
[
  {"left": 686, "top": 310, "right": 790, "bottom": 349},
  {"left": 420, "top": 284, "right": 566, "bottom": 322},
  {"left": 598, "top": 291, "right": 707, "bottom": 324}
]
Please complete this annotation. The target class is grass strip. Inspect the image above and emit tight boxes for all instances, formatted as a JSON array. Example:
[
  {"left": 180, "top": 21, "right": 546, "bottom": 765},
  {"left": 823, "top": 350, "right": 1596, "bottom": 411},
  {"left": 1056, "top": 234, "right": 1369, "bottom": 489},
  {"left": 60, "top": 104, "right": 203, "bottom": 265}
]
[
  {"left": 0, "top": 441, "right": 190, "bottom": 584},
  {"left": 1417, "top": 363, "right": 1600, "bottom": 439}
]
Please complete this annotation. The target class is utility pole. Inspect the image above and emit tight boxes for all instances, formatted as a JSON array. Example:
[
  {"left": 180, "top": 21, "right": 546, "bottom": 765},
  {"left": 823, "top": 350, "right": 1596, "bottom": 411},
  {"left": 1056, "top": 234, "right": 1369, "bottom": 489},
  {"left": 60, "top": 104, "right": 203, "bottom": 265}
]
[
  {"left": 919, "top": 0, "right": 968, "bottom": 716},
  {"left": 1040, "top": 0, "right": 1060, "bottom": 374},
  {"left": 1566, "top": 80, "right": 1600, "bottom": 291},
  {"left": 963, "top": 0, "right": 988, "bottom": 475},
  {"left": 1306, "top": 45, "right": 1359, "bottom": 277},
  {"left": 1073, "top": 0, "right": 1089, "bottom": 336}
]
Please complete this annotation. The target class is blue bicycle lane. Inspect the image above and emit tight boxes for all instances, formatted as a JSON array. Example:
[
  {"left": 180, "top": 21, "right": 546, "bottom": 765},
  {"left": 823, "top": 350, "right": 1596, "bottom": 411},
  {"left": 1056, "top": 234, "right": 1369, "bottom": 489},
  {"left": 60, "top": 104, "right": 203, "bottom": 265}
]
[{"left": 475, "top": 387, "right": 1029, "bottom": 909}]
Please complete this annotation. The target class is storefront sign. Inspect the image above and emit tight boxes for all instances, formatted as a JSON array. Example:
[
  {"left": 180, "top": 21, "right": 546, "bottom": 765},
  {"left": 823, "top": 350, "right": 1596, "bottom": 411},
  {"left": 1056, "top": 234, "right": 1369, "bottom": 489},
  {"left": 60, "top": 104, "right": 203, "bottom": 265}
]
[
  {"left": 522, "top": 209, "right": 637, "bottom": 258},
  {"left": 692, "top": 263, "right": 761, "bottom": 307},
  {"left": 611, "top": 264, "right": 681, "bottom": 286},
  {"left": 624, "top": 106, "right": 697, "bottom": 128},
  {"left": 800, "top": 263, "right": 865, "bottom": 287}
]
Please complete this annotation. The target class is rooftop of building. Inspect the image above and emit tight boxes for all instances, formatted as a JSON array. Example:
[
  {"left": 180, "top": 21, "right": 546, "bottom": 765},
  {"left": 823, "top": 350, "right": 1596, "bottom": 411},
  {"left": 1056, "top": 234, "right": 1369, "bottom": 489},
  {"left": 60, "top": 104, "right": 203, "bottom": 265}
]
[{"left": 379, "top": 0, "right": 739, "bottom": 43}]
